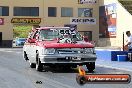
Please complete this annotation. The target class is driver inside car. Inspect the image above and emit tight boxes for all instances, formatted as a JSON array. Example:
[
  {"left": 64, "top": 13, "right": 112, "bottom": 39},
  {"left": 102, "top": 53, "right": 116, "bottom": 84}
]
[{"left": 59, "top": 34, "right": 72, "bottom": 43}]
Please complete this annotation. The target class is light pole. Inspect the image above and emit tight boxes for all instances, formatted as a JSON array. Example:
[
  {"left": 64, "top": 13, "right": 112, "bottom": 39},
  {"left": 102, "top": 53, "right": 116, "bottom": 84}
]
[{"left": 123, "top": 32, "right": 124, "bottom": 51}]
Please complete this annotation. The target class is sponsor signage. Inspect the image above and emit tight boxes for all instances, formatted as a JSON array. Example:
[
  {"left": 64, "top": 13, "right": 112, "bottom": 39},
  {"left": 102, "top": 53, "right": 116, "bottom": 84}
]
[
  {"left": 99, "top": 3, "right": 117, "bottom": 38},
  {"left": 70, "top": 18, "right": 96, "bottom": 24},
  {"left": 78, "top": 0, "right": 97, "bottom": 4},
  {"left": 0, "top": 18, "right": 4, "bottom": 25},
  {"left": 11, "top": 18, "right": 41, "bottom": 24}
]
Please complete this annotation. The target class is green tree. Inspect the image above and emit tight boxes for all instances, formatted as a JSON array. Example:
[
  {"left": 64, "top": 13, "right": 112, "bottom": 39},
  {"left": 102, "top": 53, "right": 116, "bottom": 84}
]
[{"left": 13, "top": 26, "right": 32, "bottom": 38}]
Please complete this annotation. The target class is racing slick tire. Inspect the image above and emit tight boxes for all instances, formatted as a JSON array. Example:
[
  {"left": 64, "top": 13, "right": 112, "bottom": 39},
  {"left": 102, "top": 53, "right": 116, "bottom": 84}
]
[
  {"left": 30, "top": 63, "right": 36, "bottom": 68},
  {"left": 24, "top": 52, "right": 29, "bottom": 61},
  {"left": 86, "top": 62, "right": 95, "bottom": 73},
  {"left": 36, "top": 51, "right": 43, "bottom": 72},
  {"left": 76, "top": 75, "right": 87, "bottom": 85}
]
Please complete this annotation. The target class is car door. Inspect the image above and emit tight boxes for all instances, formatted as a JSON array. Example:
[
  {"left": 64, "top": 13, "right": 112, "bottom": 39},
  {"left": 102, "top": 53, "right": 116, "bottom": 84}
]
[
  {"left": 28, "top": 30, "right": 38, "bottom": 63},
  {"left": 23, "top": 32, "right": 32, "bottom": 59}
]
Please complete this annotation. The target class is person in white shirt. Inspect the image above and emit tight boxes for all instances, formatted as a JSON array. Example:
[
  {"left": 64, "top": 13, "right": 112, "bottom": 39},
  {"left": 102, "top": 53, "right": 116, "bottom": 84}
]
[{"left": 125, "top": 31, "right": 132, "bottom": 51}]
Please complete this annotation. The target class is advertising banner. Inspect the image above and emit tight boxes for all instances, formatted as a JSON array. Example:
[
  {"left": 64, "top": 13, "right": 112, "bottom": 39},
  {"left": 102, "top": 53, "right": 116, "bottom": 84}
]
[
  {"left": 11, "top": 18, "right": 41, "bottom": 24},
  {"left": 99, "top": 3, "right": 117, "bottom": 38},
  {"left": 70, "top": 18, "right": 96, "bottom": 24}
]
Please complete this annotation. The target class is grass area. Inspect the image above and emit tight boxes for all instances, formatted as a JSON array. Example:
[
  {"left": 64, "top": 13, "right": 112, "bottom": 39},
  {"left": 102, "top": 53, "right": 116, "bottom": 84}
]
[{"left": 13, "top": 25, "right": 32, "bottom": 38}]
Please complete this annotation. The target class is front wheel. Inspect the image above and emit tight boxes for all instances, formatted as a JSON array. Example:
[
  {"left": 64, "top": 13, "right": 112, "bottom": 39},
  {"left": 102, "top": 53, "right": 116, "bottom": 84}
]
[
  {"left": 76, "top": 75, "right": 87, "bottom": 85},
  {"left": 86, "top": 62, "right": 95, "bottom": 73},
  {"left": 24, "top": 52, "right": 29, "bottom": 61},
  {"left": 36, "top": 52, "right": 43, "bottom": 72},
  {"left": 30, "top": 63, "right": 36, "bottom": 68}
]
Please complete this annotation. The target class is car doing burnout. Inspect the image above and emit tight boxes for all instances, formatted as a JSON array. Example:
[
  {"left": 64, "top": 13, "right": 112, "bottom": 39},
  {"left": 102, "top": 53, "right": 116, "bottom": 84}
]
[{"left": 23, "top": 27, "right": 97, "bottom": 72}]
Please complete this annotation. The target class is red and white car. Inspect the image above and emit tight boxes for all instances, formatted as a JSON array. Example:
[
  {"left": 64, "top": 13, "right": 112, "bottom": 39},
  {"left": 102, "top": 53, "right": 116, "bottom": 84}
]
[{"left": 23, "top": 27, "right": 96, "bottom": 72}]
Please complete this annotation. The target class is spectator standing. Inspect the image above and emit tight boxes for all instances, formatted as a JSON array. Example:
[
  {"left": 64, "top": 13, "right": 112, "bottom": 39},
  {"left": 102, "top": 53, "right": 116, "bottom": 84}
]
[{"left": 125, "top": 31, "right": 132, "bottom": 51}]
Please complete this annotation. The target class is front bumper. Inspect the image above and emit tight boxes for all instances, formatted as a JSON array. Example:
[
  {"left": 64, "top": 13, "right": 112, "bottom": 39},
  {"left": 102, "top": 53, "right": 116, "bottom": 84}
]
[{"left": 39, "top": 53, "right": 96, "bottom": 64}]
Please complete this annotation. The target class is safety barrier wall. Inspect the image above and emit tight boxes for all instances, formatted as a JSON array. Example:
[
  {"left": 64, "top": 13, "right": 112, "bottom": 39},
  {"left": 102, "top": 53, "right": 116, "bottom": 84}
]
[{"left": 95, "top": 49, "right": 131, "bottom": 61}]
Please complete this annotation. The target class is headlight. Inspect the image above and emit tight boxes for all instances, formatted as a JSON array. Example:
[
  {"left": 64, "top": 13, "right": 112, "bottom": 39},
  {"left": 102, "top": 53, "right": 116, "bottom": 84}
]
[
  {"left": 42, "top": 48, "right": 56, "bottom": 55},
  {"left": 84, "top": 48, "right": 95, "bottom": 54}
]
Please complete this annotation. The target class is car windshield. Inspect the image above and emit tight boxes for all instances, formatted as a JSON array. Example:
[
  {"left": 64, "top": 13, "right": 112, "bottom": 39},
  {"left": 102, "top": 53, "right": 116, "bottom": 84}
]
[
  {"left": 39, "top": 29, "right": 59, "bottom": 40},
  {"left": 39, "top": 28, "right": 82, "bottom": 41}
]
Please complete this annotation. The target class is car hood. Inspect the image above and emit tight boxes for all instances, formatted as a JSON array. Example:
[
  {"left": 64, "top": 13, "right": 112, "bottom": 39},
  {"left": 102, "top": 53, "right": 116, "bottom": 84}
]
[{"left": 36, "top": 41, "right": 94, "bottom": 48}]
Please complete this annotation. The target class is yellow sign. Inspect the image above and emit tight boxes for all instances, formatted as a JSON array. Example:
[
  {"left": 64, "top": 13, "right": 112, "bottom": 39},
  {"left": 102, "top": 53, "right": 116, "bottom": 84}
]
[{"left": 11, "top": 18, "right": 41, "bottom": 24}]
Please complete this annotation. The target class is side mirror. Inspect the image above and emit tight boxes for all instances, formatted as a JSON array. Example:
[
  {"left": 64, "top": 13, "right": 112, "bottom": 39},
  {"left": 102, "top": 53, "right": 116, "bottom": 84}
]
[{"left": 28, "top": 38, "right": 36, "bottom": 43}]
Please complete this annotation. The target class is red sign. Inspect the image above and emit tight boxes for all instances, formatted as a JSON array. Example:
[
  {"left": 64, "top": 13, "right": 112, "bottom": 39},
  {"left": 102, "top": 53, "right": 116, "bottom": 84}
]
[{"left": 0, "top": 18, "right": 4, "bottom": 25}]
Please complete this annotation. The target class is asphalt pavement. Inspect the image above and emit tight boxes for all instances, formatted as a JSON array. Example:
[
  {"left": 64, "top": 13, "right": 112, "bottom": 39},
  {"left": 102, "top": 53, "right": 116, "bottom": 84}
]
[
  {"left": 0, "top": 48, "right": 132, "bottom": 88},
  {"left": 96, "top": 59, "right": 132, "bottom": 72},
  {"left": 95, "top": 47, "right": 132, "bottom": 72}
]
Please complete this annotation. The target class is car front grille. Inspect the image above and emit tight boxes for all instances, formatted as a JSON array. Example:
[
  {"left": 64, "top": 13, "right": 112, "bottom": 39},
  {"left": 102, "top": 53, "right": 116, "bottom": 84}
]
[{"left": 56, "top": 48, "right": 84, "bottom": 54}]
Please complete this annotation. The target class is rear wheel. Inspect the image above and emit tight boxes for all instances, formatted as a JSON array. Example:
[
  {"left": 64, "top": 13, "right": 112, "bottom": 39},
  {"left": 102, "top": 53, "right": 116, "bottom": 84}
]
[
  {"left": 86, "top": 62, "right": 95, "bottom": 73},
  {"left": 36, "top": 51, "right": 43, "bottom": 72}
]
